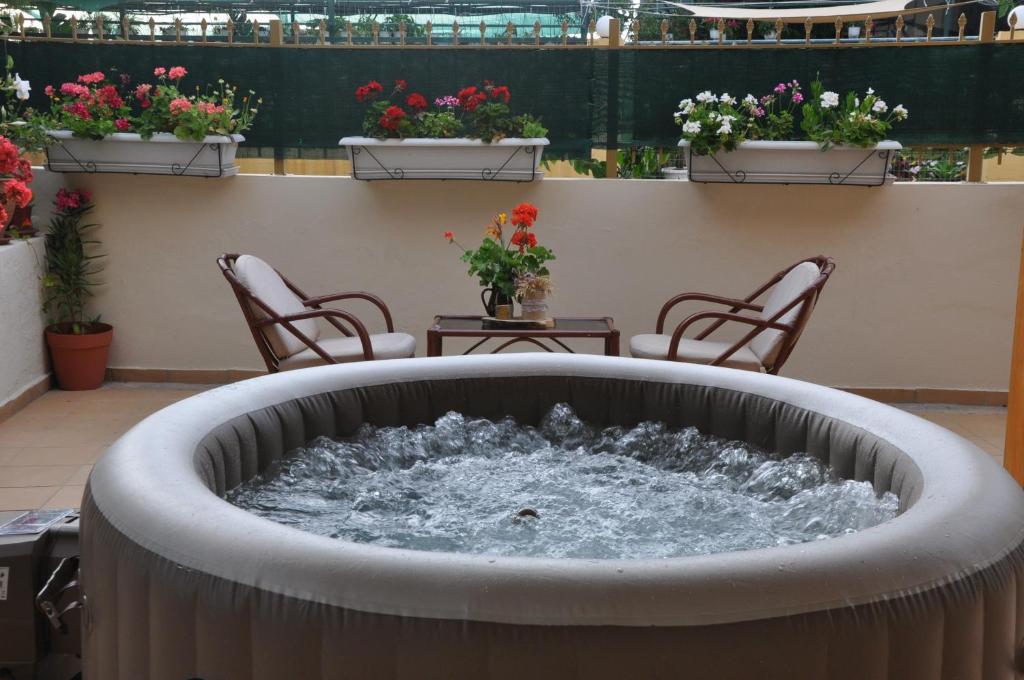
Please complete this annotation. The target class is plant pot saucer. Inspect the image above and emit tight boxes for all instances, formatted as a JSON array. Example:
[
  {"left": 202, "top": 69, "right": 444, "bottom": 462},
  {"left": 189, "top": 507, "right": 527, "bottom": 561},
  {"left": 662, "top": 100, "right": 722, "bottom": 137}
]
[{"left": 482, "top": 316, "right": 554, "bottom": 328}]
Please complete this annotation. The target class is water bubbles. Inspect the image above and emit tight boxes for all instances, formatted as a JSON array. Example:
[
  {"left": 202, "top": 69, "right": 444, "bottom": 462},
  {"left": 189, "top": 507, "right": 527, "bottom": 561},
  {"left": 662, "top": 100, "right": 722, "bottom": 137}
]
[{"left": 228, "top": 404, "right": 899, "bottom": 560}]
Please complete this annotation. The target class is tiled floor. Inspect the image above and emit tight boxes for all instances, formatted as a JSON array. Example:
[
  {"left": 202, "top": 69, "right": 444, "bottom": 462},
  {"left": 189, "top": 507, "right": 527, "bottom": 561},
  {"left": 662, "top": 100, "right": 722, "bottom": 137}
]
[
  {"left": 0, "top": 383, "right": 203, "bottom": 511},
  {"left": 0, "top": 384, "right": 1010, "bottom": 513}
]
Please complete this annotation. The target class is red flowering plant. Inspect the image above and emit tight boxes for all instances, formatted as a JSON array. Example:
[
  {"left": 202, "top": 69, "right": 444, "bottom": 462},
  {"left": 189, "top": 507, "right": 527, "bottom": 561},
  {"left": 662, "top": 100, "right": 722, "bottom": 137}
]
[
  {"left": 39, "top": 67, "right": 260, "bottom": 142},
  {"left": 39, "top": 71, "right": 131, "bottom": 140},
  {"left": 133, "top": 67, "right": 261, "bottom": 141},
  {"left": 0, "top": 135, "right": 33, "bottom": 231},
  {"left": 355, "top": 79, "right": 547, "bottom": 142},
  {"left": 42, "top": 189, "right": 105, "bottom": 336},
  {"left": 445, "top": 202, "right": 555, "bottom": 300}
]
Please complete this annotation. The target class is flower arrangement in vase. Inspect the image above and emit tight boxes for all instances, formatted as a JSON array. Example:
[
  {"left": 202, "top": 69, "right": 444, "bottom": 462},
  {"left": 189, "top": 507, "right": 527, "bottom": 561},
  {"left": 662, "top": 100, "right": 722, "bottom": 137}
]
[{"left": 445, "top": 202, "right": 555, "bottom": 319}]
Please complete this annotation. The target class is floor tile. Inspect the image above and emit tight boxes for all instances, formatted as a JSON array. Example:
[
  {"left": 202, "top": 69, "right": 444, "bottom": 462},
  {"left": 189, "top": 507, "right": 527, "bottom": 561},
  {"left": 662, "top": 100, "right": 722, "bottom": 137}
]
[
  {"left": 0, "top": 465, "right": 78, "bottom": 487},
  {"left": 42, "top": 485, "right": 85, "bottom": 509},
  {"left": 5, "top": 446, "right": 105, "bottom": 466},
  {"left": 0, "top": 486, "right": 61, "bottom": 511},
  {"left": 67, "top": 464, "right": 92, "bottom": 485}
]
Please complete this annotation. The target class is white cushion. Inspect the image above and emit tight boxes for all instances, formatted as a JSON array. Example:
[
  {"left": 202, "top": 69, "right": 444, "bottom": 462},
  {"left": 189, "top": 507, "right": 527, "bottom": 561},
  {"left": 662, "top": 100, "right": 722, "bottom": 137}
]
[
  {"left": 278, "top": 333, "right": 416, "bottom": 370},
  {"left": 748, "top": 261, "right": 821, "bottom": 366},
  {"left": 233, "top": 255, "right": 321, "bottom": 359},
  {"left": 629, "top": 334, "right": 763, "bottom": 371}
]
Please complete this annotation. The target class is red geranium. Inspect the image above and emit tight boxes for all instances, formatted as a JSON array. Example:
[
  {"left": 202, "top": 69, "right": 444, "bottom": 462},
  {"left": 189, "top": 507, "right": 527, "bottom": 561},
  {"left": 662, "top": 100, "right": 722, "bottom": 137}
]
[
  {"left": 510, "top": 230, "right": 537, "bottom": 250},
  {"left": 395, "top": 79, "right": 408, "bottom": 92},
  {"left": 378, "top": 105, "right": 407, "bottom": 131},
  {"left": 55, "top": 188, "right": 91, "bottom": 213},
  {"left": 489, "top": 85, "right": 511, "bottom": 104},
  {"left": 4, "top": 180, "right": 31, "bottom": 209},
  {"left": 405, "top": 92, "right": 428, "bottom": 111},
  {"left": 355, "top": 80, "right": 384, "bottom": 103},
  {"left": 511, "top": 202, "right": 538, "bottom": 228},
  {"left": 0, "top": 137, "right": 21, "bottom": 175}
]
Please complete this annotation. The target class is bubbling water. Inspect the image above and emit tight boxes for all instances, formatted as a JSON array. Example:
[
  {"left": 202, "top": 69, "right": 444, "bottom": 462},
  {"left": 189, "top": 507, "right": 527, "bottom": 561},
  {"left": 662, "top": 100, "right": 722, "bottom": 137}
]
[{"left": 227, "top": 404, "right": 899, "bottom": 559}]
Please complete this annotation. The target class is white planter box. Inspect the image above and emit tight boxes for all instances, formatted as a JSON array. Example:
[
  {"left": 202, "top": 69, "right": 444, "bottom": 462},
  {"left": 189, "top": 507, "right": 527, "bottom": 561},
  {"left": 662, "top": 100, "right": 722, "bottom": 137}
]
[
  {"left": 45, "top": 131, "right": 244, "bottom": 177},
  {"left": 338, "top": 137, "right": 549, "bottom": 181},
  {"left": 678, "top": 140, "right": 902, "bottom": 186}
]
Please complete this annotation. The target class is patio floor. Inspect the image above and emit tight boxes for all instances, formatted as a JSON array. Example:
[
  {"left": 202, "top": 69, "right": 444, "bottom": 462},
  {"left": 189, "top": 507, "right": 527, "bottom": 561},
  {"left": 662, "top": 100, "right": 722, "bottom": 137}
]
[{"left": 0, "top": 383, "right": 1009, "bottom": 513}]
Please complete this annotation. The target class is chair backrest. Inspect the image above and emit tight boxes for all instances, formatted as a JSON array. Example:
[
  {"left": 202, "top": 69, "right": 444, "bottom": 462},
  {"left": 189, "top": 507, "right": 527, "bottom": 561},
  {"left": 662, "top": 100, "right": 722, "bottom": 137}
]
[
  {"left": 217, "top": 254, "right": 321, "bottom": 363},
  {"left": 747, "top": 257, "right": 834, "bottom": 372}
]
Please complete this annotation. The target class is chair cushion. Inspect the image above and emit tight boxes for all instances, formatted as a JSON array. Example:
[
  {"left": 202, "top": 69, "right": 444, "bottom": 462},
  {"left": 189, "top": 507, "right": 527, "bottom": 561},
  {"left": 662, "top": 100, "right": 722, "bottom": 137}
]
[
  {"left": 748, "top": 261, "right": 821, "bottom": 366},
  {"left": 233, "top": 255, "right": 320, "bottom": 359},
  {"left": 629, "top": 334, "right": 763, "bottom": 371},
  {"left": 278, "top": 333, "right": 416, "bottom": 371}
]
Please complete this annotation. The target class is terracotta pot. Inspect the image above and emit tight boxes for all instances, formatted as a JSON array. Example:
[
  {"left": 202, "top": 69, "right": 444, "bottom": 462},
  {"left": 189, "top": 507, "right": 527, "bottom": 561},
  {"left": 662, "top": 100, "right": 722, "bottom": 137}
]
[{"left": 46, "top": 322, "right": 113, "bottom": 391}]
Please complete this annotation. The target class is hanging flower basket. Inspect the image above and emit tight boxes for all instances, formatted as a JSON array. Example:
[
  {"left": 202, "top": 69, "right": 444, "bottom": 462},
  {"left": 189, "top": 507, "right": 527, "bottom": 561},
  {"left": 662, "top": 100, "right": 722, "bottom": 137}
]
[
  {"left": 679, "top": 140, "right": 902, "bottom": 186},
  {"left": 339, "top": 137, "right": 549, "bottom": 181},
  {"left": 45, "top": 131, "right": 244, "bottom": 177}
]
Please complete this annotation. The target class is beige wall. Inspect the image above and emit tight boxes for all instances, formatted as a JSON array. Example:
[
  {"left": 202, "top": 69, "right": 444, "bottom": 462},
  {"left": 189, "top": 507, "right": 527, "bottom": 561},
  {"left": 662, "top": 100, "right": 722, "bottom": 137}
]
[{"left": 39, "top": 171, "right": 1023, "bottom": 392}]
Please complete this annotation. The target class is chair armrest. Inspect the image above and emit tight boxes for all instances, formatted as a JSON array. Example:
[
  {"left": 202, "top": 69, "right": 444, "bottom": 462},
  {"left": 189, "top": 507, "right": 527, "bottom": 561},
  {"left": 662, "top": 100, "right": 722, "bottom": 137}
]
[
  {"left": 668, "top": 311, "right": 792, "bottom": 366},
  {"left": 656, "top": 293, "right": 764, "bottom": 334},
  {"left": 255, "top": 308, "right": 374, "bottom": 361},
  {"left": 303, "top": 291, "right": 396, "bottom": 333}
]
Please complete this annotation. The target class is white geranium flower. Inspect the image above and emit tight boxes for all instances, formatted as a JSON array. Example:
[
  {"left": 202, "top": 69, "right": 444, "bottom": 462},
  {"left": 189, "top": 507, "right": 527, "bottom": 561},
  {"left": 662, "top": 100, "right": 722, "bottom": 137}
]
[
  {"left": 678, "top": 98, "right": 694, "bottom": 114},
  {"left": 719, "top": 92, "right": 736, "bottom": 106},
  {"left": 820, "top": 91, "right": 840, "bottom": 109},
  {"left": 867, "top": 87, "right": 875, "bottom": 95},
  {"left": 695, "top": 90, "right": 717, "bottom": 103},
  {"left": 743, "top": 94, "right": 757, "bottom": 107},
  {"left": 872, "top": 99, "right": 888, "bottom": 113},
  {"left": 854, "top": 97, "right": 860, "bottom": 107},
  {"left": 682, "top": 120, "right": 702, "bottom": 135},
  {"left": 12, "top": 73, "right": 29, "bottom": 101},
  {"left": 717, "top": 119, "right": 733, "bottom": 135},
  {"left": 893, "top": 104, "right": 908, "bottom": 120}
]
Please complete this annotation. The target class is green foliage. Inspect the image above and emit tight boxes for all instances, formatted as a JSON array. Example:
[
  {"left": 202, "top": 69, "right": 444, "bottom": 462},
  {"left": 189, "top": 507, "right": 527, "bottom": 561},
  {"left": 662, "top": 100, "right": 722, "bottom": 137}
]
[
  {"left": 545, "top": 146, "right": 673, "bottom": 178},
  {"left": 417, "top": 111, "right": 463, "bottom": 138},
  {"left": 801, "top": 77, "right": 907, "bottom": 149},
  {"left": 675, "top": 93, "right": 745, "bottom": 156},
  {"left": 42, "top": 195, "right": 104, "bottom": 334}
]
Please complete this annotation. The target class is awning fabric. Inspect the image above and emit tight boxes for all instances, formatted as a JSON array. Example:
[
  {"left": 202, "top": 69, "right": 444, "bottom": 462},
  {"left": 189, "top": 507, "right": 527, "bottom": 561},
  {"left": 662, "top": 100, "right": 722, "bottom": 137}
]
[{"left": 662, "top": 0, "right": 927, "bottom": 22}]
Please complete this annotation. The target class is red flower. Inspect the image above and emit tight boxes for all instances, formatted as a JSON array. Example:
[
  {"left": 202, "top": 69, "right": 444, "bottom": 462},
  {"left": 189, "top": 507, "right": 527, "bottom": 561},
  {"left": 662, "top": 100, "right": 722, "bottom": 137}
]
[
  {"left": 64, "top": 101, "right": 92, "bottom": 120},
  {"left": 489, "top": 85, "right": 511, "bottom": 104},
  {"left": 355, "top": 80, "right": 385, "bottom": 103},
  {"left": 394, "top": 79, "right": 407, "bottom": 92},
  {"left": 511, "top": 202, "right": 538, "bottom": 228},
  {"left": 99, "top": 84, "right": 123, "bottom": 108},
  {"left": 510, "top": 230, "right": 537, "bottom": 249},
  {"left": 77, "top": 71, "right": 105, "bottom": 85},
  {"left": 463, "top": 92, "right": 487, "bottom": 112},
  {"left": 457, "top": 86, "right": 477, "bottom": 103},
  {"left": 115, "top": 118, "right": 131, "bottom": 131},
  {"left": 0, "top": 137, "right": 20, "bottom": 175},
  {"left": 405, "top": 92, "right": 428, "bottom": 111},
  {"left": 444, "top": 230, "right": 454, "bottom": 241},
  {"left": 378, "top": 105, "right": 407, "bottom": 131},
  {"left": 55, "top": 188, "right": 91, "bottom": 213},
  {"left": 4, "top": 180, "right": 31, "bottom": 209},
  {"left": 44, "top": 85, "right": 54, "bottom": 97},
  {"left": 15, "top": 159, "right": 33, "bottom": 184}
]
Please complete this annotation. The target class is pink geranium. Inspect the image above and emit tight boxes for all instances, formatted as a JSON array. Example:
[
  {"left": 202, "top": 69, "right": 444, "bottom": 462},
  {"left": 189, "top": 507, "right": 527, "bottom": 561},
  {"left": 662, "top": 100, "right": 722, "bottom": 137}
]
[
  {"left": 55, "top": 188, "right": 92, "bottom": 213},
  {"left": 77, "top": 71, "right": 105, "bottom": 85},
  {"left": 168, "top": 97, "right": 192, "bottom": 115},
  {"left": 115, "top": 118, "right": 131, "bottom": 131},
  {"left": 168, "top": 66, "right": 187, "bottom": 80},
  {"left": 153, "top": 67, "right": 166, "bottom": 77},
  {"left": 59, "top": 82, "right": 89, "bottom": 98}
]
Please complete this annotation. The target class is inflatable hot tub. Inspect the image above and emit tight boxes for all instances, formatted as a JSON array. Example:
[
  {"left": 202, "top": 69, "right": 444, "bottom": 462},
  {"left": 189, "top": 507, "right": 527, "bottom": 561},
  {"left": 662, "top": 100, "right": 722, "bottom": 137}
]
[{"left": 81, "top": 355, "right": 1024, "bottom": 680}]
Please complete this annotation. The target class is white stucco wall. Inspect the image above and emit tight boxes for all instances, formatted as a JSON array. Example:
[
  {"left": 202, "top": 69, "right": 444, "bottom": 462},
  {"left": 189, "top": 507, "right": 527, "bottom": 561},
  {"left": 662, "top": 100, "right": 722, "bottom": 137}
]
[
  {"left": 23, "top": 171, "right": 1024, "bottom": 392},
  {"left": 0, "top": 238, "right": 47, "bottom": 406}
]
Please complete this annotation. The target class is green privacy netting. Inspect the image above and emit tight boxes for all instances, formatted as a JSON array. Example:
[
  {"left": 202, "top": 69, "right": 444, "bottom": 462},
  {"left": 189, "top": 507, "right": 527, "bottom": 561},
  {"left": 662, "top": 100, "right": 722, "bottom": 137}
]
[{"left": 6, "top": 40, "right": 1024, "bottom": 157}]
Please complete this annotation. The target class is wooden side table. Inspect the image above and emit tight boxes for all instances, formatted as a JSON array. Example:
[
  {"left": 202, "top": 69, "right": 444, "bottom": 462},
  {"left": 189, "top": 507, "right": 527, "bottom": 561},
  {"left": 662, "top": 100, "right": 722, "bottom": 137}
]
[{"left": 427, "top": 315, "right": 619, "bottom": 357}]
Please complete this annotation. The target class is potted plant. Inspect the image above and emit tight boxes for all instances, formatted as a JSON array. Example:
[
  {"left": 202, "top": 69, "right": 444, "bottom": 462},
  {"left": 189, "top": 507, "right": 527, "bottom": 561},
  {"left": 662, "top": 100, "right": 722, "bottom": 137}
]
[
  {"left": 676, "top": 77, "right": 908, "bottom": 185},
  {"left": 42, "top": 188, "right": 113, "bottom": 390},
  {"left": 0, "top": 135, "right": 34, "bottom": 245},
  {"left": 445, "top": 202, "right": 555, "bottom": 319},
  {"left": 340, "top": 79, "right": 549, "bottom": 181},
  {"left": 40, "top": 67, "right": 260, "bottom": 177},
  {"left": 703, "top": 18, "right": 740, "bottom": 41}
]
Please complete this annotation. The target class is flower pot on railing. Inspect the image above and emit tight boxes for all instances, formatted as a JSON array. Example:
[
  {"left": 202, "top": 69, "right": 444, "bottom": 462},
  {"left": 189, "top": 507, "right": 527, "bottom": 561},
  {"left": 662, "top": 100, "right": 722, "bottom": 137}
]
[
  {"left": 45, "top": 131, "right": 244, "bottom": 177},
  {"left": 339, "top": 137, "right": 549, "bottom": 181},
  {"left": 678, "top": 140, "right": 902, "bottom": 186}
]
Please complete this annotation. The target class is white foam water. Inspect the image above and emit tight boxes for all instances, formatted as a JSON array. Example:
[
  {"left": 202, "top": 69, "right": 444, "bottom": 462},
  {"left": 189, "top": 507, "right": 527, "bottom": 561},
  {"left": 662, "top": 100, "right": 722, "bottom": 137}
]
[{"left": 227, "top": 404, "right": 899, "bottom": 559}]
